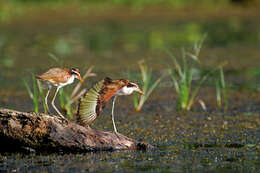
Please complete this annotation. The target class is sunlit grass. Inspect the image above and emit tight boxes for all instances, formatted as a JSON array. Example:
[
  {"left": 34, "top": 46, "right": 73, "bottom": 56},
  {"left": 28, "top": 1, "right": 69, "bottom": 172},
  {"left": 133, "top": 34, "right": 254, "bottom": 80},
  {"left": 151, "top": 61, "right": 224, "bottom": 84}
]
[
  {"left": 167, "top": 35, "right": 219, "bottom": 111},
  {"left": 36, "top": 80, "right": 48, "bottom": 113},
  {"left": 23, "top": 74, "right": 40, "bottom": 113},
  {"left": 216, "top": 66, "right": 228, "bottom": 110},
  {"left": 131, "top": 60, "right": 164, "bottom": 112}
]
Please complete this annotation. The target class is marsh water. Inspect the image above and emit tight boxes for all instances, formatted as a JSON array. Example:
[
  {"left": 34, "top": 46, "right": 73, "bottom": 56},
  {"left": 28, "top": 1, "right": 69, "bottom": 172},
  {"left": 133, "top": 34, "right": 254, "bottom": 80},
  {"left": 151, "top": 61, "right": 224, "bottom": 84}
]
[{"left": 0, "top": 5, "right": 260, "bottom": 172}]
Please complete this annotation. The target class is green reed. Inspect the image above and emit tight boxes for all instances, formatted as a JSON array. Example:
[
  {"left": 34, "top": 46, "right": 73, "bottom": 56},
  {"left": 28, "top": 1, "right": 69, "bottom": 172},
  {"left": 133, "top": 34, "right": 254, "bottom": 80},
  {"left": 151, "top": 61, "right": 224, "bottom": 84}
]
[
  {"left": 23, "top": 74, "right": 40, "bottom": 113},
  {"left": 130, "top": 60, "right": 163, "bottom": 112},
  {"left": 168, "top": 35, "right": 217, "bottom": 111},
  {"left": 216, "top": 66, "right": 228, "bottom": 110}
]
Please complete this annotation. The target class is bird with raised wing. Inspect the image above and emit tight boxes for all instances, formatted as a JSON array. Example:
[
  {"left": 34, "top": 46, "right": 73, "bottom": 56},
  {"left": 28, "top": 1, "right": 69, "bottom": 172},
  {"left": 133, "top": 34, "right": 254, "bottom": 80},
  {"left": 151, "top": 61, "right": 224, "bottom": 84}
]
[
  {"left": 36, "top": 67, "right": 83, "bottom": 118},
  {"left": 77, "top": 77, "right": 143, "bottom": 134}
]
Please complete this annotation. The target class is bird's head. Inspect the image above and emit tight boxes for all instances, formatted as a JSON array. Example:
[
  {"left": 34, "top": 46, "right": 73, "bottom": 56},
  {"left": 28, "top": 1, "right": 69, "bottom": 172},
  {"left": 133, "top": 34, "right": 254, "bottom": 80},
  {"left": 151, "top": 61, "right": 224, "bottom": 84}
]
[
  {"left": 70, "top": 68, "right": 83, "bottom": 83},
  {"left": 125, "top": 82, "right": 144, "bottom": 95}
]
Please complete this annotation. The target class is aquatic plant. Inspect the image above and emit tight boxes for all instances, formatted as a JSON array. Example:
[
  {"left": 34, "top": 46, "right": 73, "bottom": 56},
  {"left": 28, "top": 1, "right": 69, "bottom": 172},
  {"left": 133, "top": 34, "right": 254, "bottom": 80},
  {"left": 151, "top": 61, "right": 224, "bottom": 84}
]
[
  {"left": 36, "top": 79, "right": 48, "bottom": 113},
  {"left": 167, "top": 35, "right": 215, "bottom": 111},
  {"left": 24, "top": 73, "right": 51, "bottom": 113},
  {"left": 131, "top": 60, "right": 164, "bottom": 112},
  {"left": 216, "top": 66, "right": 228, "bottom": 110},
  {"left": 23, "top": 74, "right": 40, "bottom": 113}
]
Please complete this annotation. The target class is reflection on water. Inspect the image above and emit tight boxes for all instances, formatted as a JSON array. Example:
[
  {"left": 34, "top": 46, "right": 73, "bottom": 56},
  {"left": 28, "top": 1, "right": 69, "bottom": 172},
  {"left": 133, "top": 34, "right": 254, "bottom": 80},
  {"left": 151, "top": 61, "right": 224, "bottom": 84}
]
[{"left": 0, "top": 149, "right": 259, "bottom": 172}]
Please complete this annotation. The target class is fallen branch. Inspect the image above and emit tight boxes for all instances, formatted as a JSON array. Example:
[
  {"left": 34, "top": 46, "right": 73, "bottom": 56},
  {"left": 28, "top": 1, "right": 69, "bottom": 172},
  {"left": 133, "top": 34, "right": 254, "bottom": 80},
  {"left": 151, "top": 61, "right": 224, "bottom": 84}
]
[{"left": 0, "top": 108, "right": 153, "bottom": 153}]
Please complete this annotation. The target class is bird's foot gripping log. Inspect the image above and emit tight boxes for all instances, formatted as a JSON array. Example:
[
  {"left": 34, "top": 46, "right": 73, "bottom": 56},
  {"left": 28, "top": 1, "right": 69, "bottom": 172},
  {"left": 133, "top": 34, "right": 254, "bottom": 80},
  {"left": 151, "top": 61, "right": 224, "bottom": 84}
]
[{"left": 0, "top": 108, "right": 154, "bottom": 153}]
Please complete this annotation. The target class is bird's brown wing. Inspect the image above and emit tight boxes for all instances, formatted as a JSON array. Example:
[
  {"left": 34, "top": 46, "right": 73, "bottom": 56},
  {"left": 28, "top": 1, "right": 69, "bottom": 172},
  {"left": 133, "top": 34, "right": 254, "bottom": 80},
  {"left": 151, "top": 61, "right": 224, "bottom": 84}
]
[
  {"left": 77, "top": 77, "right": 128, "bottom": 126},
  {"left": 36, "top": 68, "right": 70, "bottom": 83}
]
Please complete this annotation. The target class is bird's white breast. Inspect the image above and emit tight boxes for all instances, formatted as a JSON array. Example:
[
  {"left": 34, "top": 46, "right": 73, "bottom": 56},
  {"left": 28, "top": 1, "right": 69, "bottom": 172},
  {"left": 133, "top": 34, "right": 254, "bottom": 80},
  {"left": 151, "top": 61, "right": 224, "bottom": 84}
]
[
  {"left": 60, "top": 76, "right": 75, "bottom": 87},
  {"left": 116, "top": 86, "right": 135, "bottom": 95}
]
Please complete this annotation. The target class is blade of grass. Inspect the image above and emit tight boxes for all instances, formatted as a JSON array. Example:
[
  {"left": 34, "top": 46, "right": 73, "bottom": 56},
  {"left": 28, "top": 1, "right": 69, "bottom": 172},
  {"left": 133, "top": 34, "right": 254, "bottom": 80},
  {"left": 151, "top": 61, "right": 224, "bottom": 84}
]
[
  {"left": 220, "top": 66, "right": 228, "bottom": 110},
  {"left": 165, "top": 49, "right": 184, "bottom": 78},
  {"left": 59, "top": 88, "right": 65, "bottom": 109},
  {"left": 48, "top": 53, "right": 63, "bottom": 66},
  {"left": 37, "top": 80, "right": 48, "bottom": 113},
  {"left": 187, "top": 66, "right": 220, "bottom": 110},
  {"left": 133, "top": 94, "right": 139, "bottom": 109},
  {"left": 136, "top": 76, "right": 163, "bottom": 111},
  {"left": 32, "top": 74, "right": 39, "bottom": 113},
  {"left": 169, "top": 69, "right": 180, "bottom": 93},
  {"left": 23, "top": 79, "right": 33, "bottom": 99},
  {"left": 70, "top": 66, "right": 96, "bottom": 99},
  {"left": 69, "top": 88, "right": 86, "bottom": 105},
  {"left": 134, "top": 60, "right": 163, "bottom": 111},
  {"left": 216, "top": 80, "right": 221, "bottom": 107}
]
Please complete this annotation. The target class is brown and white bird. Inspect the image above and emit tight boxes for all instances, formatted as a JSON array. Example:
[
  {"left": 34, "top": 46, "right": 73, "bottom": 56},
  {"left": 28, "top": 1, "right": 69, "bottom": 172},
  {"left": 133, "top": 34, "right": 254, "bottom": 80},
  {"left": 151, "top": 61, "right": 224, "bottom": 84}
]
[
  {"left": 77, "top": 77, "right": 143, "bottom": 134},
  {"left": 36, "top": 67, "right": 83, "bottom": 118}
]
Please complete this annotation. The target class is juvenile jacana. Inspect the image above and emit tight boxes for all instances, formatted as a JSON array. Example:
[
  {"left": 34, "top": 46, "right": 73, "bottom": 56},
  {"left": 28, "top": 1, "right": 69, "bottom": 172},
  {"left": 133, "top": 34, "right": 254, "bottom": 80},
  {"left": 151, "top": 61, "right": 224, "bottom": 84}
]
[
  {"left": 36, "top": 67, "right": 83, "bottom": 118},
  {"left": 77, "top": 77, "right": 143, "bottom": 134}
]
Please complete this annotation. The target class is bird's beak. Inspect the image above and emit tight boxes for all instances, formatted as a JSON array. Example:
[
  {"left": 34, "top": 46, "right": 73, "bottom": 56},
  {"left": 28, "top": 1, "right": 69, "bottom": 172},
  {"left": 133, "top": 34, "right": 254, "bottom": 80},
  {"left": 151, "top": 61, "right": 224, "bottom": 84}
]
[
  {"left": 78, "top": 76, "right": 84, "bottom": 83},
  {"left": 137, "top": 89, "right": 144, "bottom": 95}
]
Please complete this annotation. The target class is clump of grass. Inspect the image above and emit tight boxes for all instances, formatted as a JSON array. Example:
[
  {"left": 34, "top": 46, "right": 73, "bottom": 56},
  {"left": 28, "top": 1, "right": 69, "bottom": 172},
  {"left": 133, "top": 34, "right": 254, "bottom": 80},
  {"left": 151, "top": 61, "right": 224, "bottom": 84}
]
[
  {"left": 24, "top": 73, "right": 51, "bottom": 113},
  {"left": 131, "top": 60, "right": 164, "bottom": 112},
  {"left": 23, "top": 73, "right": 40, "bottom": 113},
  {"left": 168, "top": 35, "right": 217, "bottom": 111},
  {"left": 36, "top": 79, "right": 48, "bottom": 113},
  {"left": 216, "top": 66, "right": 228, "bottom": 110}
]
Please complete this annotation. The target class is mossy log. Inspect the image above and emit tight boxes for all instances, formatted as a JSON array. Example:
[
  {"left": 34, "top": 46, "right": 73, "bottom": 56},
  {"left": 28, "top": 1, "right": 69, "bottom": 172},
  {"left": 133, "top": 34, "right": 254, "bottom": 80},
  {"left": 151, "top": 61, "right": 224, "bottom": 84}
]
[{"left": 0, "top": 108, "right": 153, "bottom": 153}]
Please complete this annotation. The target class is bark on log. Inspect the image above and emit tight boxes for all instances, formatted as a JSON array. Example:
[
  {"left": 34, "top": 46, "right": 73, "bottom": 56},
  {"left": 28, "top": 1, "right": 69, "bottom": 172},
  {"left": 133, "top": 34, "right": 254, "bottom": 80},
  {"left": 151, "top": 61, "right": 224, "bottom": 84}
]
[{"left": 0, "top": 108, "right": 153, "bottom": 153}]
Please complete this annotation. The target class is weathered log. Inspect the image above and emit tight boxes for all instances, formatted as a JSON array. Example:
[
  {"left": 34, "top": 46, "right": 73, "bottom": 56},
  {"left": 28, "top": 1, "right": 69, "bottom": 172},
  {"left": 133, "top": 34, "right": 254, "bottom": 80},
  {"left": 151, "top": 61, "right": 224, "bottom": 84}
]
[{"left": 0, "top": 108, "right": 153, "bottom": 153}]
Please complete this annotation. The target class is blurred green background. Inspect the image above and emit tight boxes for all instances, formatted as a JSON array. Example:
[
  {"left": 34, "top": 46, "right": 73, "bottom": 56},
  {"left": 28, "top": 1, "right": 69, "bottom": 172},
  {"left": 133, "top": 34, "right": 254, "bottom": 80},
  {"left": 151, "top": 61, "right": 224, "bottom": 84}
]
[
  {"left": 1, "top": 2, "right": 260, "bottom": 172},
  {"left": 0, "top": 0, "right": 260, "bottom": 106}
]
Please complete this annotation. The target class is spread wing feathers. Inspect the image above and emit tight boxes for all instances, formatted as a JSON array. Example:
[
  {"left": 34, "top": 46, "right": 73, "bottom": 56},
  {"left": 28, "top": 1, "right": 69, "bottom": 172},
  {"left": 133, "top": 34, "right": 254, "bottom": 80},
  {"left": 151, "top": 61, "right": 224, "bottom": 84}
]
[
  {"left": 77, "top": 77, "right": 129, "bottom": 126},
  {"left": 77, "top": 79, "right": 104, "bottom": 126}
]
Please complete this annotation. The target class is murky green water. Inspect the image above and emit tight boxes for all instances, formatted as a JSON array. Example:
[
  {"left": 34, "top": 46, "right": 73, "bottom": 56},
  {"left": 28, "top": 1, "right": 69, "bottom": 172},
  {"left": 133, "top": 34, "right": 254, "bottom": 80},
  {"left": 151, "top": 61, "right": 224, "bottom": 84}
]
[{"left": 0, "top": 5, "right": 260, "bottom": 172}]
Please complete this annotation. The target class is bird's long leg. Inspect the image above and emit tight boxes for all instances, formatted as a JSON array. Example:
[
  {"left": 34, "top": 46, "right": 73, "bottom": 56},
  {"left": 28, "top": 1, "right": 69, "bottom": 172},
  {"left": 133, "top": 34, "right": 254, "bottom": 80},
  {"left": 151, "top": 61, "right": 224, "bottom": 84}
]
[
  {"left": 45, "top": 87, "right": 51, "bottom": 113},
  {"left": 51, "top": 87, "right": 65, "bottom": 119},
  {"left": 111, "top": 96, "right": 118, "bottom": 134}
]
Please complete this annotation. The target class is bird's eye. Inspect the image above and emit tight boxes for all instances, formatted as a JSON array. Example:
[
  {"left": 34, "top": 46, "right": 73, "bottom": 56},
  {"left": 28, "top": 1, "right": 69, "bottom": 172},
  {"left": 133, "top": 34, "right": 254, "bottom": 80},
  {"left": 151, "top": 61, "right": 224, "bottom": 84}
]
[
  {"left": 127, "top": 83, "right": 135, "bottom": 88},
  {"left": 71, "top": 70, "right": 80, "bottom": 76}
]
